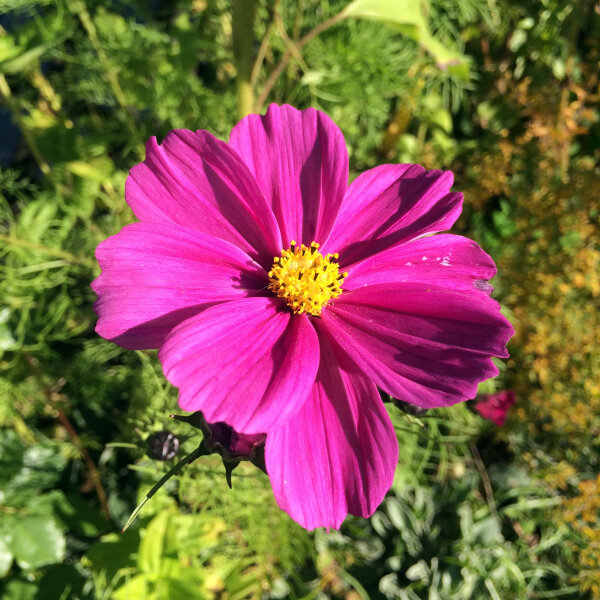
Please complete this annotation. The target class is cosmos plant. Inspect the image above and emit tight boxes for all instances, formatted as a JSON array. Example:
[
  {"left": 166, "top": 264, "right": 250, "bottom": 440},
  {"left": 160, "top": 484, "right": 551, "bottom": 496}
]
[{"left": 92, "top": 104, "right": 513, "bottom": 530}]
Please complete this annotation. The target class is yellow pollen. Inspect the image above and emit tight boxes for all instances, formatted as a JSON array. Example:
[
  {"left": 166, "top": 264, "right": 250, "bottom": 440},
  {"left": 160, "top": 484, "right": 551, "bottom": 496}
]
[{"left": 268, "top": 241, "right": 347, "bottom": 316}]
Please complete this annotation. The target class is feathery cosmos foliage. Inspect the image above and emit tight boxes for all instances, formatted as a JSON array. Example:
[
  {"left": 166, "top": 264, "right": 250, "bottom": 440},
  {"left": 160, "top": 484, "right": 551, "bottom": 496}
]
[{"left": 91, "top": 104, "right": 513, "bottom": 529}]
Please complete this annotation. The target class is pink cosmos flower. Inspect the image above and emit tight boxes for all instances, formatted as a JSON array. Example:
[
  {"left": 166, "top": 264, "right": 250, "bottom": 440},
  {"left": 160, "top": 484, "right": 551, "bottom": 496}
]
[
  {"left": 474, "top": 390, "right": 516, "bottom": 426},
  {"left": 91, "top": 104, "right": 513, "bottom": 530}
]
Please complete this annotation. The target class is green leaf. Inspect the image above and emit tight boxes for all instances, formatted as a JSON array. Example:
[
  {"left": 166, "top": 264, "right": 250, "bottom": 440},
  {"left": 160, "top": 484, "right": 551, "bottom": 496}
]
[
  {"left": 0, "top": 312, "right": 18, "bottom": 352},
  {"left": 28, "top": 490, "right": 109, "bottom": 538},
  {"left": 0, "top": 534, "right": 13, "bottom": 577},
  {"left": 37, "top": 564, "right": 88, "bottom": 600},
  {"left": 161, "top": 576, "right": 209, "bottom": 600},
  {"left": 112, "top": 574, "right": 150, "bottom": 600},
  {"left": 0, "top": 430, "right": 26, "bottom": 491},
  {"left": 0, "top": 45, "right": 48, "bottom": 75},
  {"left": 1, "top": 578, "right": 37, "bottom": 600},
  {"left": 138, "top": 509, "right": 170, "bottom": 574},
  {"left": 0, "top": 432, "right": 66, "bottom": 508},
  {"left": 472, "top": 516, "right": 502, "bottom": 545},
  {"left": 343, "top": 0, "right": 468, "bottom": 76},
  {"left": 84, "top": 530, "right": 139, "bottom": 583},
  {"left": 405, "top": 559, "right": 430, "bottom": 582},
  {"left": 430, "top": 108, "right": 453, "bottom": 133},
  {"left": 9, "top": 515, "right": 66, "bottom": 570},
  {"left": 66, "top": 158, "right": 114, "bottom": 182}
]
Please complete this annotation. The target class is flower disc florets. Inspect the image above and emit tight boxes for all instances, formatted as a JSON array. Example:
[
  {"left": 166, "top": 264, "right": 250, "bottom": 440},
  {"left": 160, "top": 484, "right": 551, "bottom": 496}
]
[{"left": 268, "top": 241, "right": 347, "bottom": 316}]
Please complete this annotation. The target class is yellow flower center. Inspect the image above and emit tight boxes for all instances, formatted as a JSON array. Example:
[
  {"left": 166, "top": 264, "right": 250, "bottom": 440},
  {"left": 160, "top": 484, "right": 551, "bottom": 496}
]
[{"left": 268, "top": 241, "right": 347, "bottom": 316}]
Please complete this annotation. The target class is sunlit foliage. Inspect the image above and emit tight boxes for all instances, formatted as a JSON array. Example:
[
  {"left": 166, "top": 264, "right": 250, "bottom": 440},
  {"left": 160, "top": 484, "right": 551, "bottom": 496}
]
[{"left": 0, "top": 0, "right": 597, "bottom": 598}]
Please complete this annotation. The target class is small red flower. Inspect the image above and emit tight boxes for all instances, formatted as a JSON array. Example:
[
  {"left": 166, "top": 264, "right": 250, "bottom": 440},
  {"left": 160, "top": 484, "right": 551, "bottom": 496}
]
[{"left": 474, "top": 390, "right": 516, "bottom": 426}]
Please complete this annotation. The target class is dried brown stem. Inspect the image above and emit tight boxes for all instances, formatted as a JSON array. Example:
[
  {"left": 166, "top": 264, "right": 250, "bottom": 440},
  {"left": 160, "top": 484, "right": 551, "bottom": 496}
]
[
  {"left": 255, "top": 9, "right": 347, "bottom": 110},
  {"left": 250, "top": 0, "right": 282, "bottom": 87},
  {"left": 25, "top": 356, "right": 112, "bottom": 521}
]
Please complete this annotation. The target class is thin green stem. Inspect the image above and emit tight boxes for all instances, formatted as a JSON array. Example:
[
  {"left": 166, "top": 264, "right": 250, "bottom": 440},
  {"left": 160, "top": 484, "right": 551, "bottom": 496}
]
[
  {"left": 232, "top": 0, "right": 257, "bottom": 119},
  {"left": 122, "top": 445, "right": 208, "bottom": 532}
]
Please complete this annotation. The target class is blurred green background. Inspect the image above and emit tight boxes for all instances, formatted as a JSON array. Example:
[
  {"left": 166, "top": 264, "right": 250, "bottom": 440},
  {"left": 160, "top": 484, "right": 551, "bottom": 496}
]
[{"left": 0, "top": 0, "right": 598, "bottom": 598}]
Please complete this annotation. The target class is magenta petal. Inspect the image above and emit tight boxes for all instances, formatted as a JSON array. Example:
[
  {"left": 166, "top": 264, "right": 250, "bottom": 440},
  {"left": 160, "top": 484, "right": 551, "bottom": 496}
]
[
  {"left": 229, "top": 104, "right": 349, "bottom": 246},
  {"left": 321, "top": 283, "right": 514, "bottom": 408},
  {"left": 345, "top": 234, "right": 497, "bottom": 294},
  {"left": 125, "top": 130, "right": 281, "bottom": 265},
  {"left": 266, "top": 332, "right": 398, "bottom": 530},
  {"left": 91, "top": 223, "right": 266, "bottom": 349},
  {"left": 159, "top": 298, "right": 319, "bottom": 434},
  {"left": 323, "top": 164, "right": 462, "bottom": 266}
]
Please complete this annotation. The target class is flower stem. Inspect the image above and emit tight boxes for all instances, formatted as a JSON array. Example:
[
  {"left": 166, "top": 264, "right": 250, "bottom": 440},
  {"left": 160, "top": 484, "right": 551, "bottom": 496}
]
[
  {"left": 25, "top": 356, "right": 112, "bottom": 522},
  {"left": 121, "top": 444, "right": 208, "bottom": 532},
  {"left": 232, "top": 0, "right": 257, "bottom": 119}
]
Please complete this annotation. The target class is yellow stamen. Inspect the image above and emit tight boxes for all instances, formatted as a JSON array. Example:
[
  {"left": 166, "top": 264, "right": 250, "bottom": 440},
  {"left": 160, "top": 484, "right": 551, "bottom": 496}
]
[{"left": 268, "top": 242, "right": 347, "bottom": 316}]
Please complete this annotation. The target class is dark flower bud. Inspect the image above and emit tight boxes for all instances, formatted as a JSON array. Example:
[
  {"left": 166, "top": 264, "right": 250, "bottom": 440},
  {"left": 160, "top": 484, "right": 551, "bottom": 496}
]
[{"left": 146, "top": 431, "right": 180, "bottom": 460}]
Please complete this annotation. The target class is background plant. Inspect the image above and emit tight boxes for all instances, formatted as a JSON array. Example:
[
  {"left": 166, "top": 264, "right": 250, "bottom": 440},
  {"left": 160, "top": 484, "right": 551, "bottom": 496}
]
[{"left": 0, "top": 0, "right": 598, "bottom": 598}]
